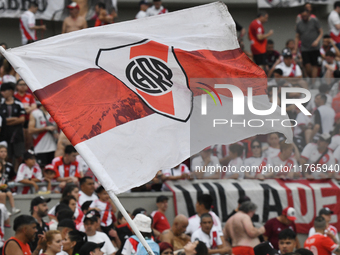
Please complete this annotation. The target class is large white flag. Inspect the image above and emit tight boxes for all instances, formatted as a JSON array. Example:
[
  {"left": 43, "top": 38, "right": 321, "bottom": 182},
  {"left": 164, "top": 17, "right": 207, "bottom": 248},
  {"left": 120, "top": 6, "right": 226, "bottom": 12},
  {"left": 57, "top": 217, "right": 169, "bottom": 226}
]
[{"left": 2, "top": 2, "right": 293, "bottom": 194}]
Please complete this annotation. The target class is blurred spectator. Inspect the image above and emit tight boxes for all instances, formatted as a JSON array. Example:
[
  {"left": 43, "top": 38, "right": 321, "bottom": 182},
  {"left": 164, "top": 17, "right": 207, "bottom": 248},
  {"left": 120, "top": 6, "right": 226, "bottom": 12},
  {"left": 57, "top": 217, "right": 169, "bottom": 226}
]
[
  {"left": 0, "top": 160, "right": 20, "bottom": 215},
  {"left": 42, "top": 230, "right": 63, "bottom": 255},
  {"left": 191, "top": 213, "right": 230, "bottom": 255},
  {"left": 79, "top": 176, "right": 97, "bottom": 206},
  {"left": 146, "top": 0, "right": 168, "bottom": 16},
  {"left": 328, "top": 1, "right": 340, "bottom": 49},
  {"left": 311, "top": 94, "right": 335, "bottom": 138},
  {"left": 0, "top": 82, "right": 26, "bottom": 171},
  {"left": 261, "top": 141, "right": 298, "bottom": 179},
  {"left": 19, "top": 2, "right": 46, "bottom": 45},
  {"left": 330, "top": 124, "right": 340, "bottom": 151},
  {"left": 295, "top": 8, "right": 323, "bottom": 79},
  {"left": 0, "top": 42, "right": 7, "bottom": 69},
  {"left": 223, "top": 143, "right": 244, "bottom": 179},
  {"left": 2, "top": 215, "right": 44, "bottom": 255},
  {"left": 162, "top": 163, "right": 191, "bottom": 181},
  {"left": 278, "top": 229, "right": 297, "bottom": 254},
  {"left": 84, "top": 211, "right": 117, "bottom": 255},
  {"left": 116, "top": 211, "right": 133, "bottom": 254},
  {"left": 191, "top": 147, "right": 221, "bottom": 179},
  {"left": 225, "top": 196, "right": 251, "bottom": 222},
  {"left": 15, "top": 150, "right": 43, "bottom": 194},
  {"left": 94, "top": 2, "right": 114, "bottom": 27},
  {"left": 308, "top": 208, "right": 338, "bottom": 244},
  {"left": 296, "top": 3, "right": 316, "bottom": 24},
  {"left": 177, "top": 241, "right": 208, "bottom": 255},
  {"left": 186, "top": 194, "right": 223, "bottom": 236},
  {"left": 320, "top": 35, "right": 340, "bottom": 60},
  {"left": 52, "top": 145, "right": 80, "bottom": 188},
  {"left": 54, "top": 131, "right": 71, "bottom": 158},
  {"left": 78, "top": 242, "right": 105, "bottom": 255},
  {"left": 248, "top": 11, "right": 273, "bottom": 69},
  {"left": 62, "top": 230, "right": 87, "bottom": 255},
  {"left": 160, "top": 214, "right": 190, "bottom": 250},
  {"left": 269, "top": 49, "right": 302, "bottom": 78},
  {"left": 62, "top": 2, "right": 87, "bottom": 33},
  {"left": 263, "top": 207, "right": 299, "bottom": 250},
  {"left": 136, "top": 0, "right": 150, "bottom": 19},
  {"left": 224, "top": 201, "right": 265, "bottom": 254},
  {"left": 90, "top": 186, "right": 120, "bottom": 248},
  {"left": 57, "top": 218, "right": 76, "bottom": 240},
  {"left": 49, "top": 203, "right": 72, "bottom": 230},
  {"left": 0, "top": 145, "right": 16, "bottom": 182},
  {"left": 304, "top": 216, "right": 339, "bottom": 255},
  {"left": 28, "top": 102, "right": 57, "bottom": 168},
  {"left": 151, "top": 195, "right": 170, "bottom": 238},
  {"left": 294, "top": 107, "right": 312, "bottom": 149},
  {"left": 235, "top": 21, "right": 246, "bottom": 39},
  {"left": 14, "top": 79, "right": 36, "bottom": 150},
  {"left": 122, "top": 214, "right": 160, "bottom": 255},
  {"left": 263, "top": 133, "right": 281, "bottom": 159},
  {"left": 244, "top": 140, "right": 265, "bottom": 179},
  {"left": 266, "top": 39, "right": 280, "bottom": 70},
  {"left": 0, "top": 204, "right": 10, "bottom": 252},
  {"left": 1, "top": 59, "right": 16, "bottom": 84},
  {"left": 318, "top": 84, "right": 333, "bottom": 108},
  {"left": 254, "top": 241, "right": 279, "bottom": 255},
  {"left": 301, "top": 133, "right": 335, "bottom": 179},
  {"left": 43, "top": 164, "right": 58, "bottom": 193},
  {"left": 159, "top": 242, "right": 174, "bottom": 255},
  {"left": 321, "top": 51, "right": 340, "bottom": 84},
  {"left": 29, "top": 196, "right": 50, "bottom": 252}
]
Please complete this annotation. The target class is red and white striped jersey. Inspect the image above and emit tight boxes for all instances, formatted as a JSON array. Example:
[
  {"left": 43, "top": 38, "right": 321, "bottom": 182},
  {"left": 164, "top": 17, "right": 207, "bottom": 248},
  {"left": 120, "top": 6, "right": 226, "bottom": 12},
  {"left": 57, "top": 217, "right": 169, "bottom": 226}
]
[
  {"left": 15, "top": 163, "right": 42, "bottom": 194},
  {"left": 19, "top": 10, "right": 36, "bottom": 45},
  {"left": 162, "top": 163, "right": 190, "bottom": 177},
  {"left": 191, "top": 226, "right": 222, "bottom": 252},
  {"left": 31, "top": 109, "right": 57, "bottom": 154},
  {"left": 90, "top": 199, "right": 114, "bottom": 227},
  {"left": 52, "top": 156, "right": 80, "bottom": 178}
]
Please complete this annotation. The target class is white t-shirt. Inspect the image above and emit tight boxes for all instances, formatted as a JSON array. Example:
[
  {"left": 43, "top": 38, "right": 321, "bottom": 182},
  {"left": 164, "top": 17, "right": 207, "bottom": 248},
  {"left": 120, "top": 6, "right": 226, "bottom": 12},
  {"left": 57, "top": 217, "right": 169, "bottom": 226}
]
[
  {"left": 20, "top": 10, "right": 36, "bottom": 45},
  {"left": 146, "top": 5, "right": 168, "bottom": 16},
  {"left": 294, "top": 112, "right": 312, "bottom": 136},
  {"left": 328, "top": 10, "right": 340, "bottom": 37},
  {"left": 191, "top": 155, "right": 221, "bottom": 178},
  {"left": 301, "top": 143, "right": 335, "bottom": 178},
  {"left": 78, "top": 190, "right": 98, "bottom": 206},
  {"left": 135, "top": 10, "right": 147, "bottom": 19},
  {"left": 162, "top": 164, "right": 190, "bottom": 177},
  {"left": 329, "top": 135, "right": 340, "bottom": 151},
  {"left": 15, "top": 163, "right": 43, "bottom": 194},
  {"left": 223, "top": 157, "right": 244, "bottom": 179},
  {"left": 276, "top": 62, "right": 302, "bottom": 77},
  {"left": 244, "top": 157, "right": 265, "bottom": 178},
  {"left": 186, "top": 211, "right": 223, "bottom": 236},
  {"left": 191, "top": 227, "right": 222, "bottom": 254},
  {"left": 87, "top": 231, "right": 117, "bottom": 255},
  {"left": 265, "top": 154, "right": 297, "bottom": 179},
  {"left": 89, "top": 199, "right": 114, "bottom": 227},
  {"left": 263, "top": 147, "right": 280, "bottom": 159},
  {"left": 313, "top": 105, "right": 335, "bottom": 135}
]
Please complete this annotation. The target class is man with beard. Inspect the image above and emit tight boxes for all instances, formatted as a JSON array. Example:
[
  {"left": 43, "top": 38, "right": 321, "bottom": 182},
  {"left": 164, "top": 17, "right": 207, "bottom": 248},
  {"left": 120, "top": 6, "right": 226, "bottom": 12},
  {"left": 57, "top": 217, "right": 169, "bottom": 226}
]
[
  {"left": 29, "top": 196, "right": 51, "bottom": 252},
  {"left": 2, "top": 214, "right": 45, "bottom": 255}
]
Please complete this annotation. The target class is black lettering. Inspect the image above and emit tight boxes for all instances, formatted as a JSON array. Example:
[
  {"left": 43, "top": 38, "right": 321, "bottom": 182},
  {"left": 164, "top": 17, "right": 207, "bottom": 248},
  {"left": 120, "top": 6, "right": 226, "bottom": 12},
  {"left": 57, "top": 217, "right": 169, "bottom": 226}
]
[
  {"left": 174, "top": 185, "right": 196, "bottom": 217},
  {"left": 7, "top": 0, "right": 19, "bottom": 10},
  {"left": 213, "top": 182, "right": 228, "bottom": 222},
  {"left": 260, "top": 183, "right": 282, "bottom": 222}
]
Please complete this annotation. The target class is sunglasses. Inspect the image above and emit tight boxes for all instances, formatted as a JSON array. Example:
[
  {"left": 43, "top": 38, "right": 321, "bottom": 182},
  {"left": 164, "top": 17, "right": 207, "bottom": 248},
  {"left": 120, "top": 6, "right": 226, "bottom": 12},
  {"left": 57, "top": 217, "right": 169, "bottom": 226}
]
[
  {"left": 252, "top": 145, "right": 261, "bottom": 149},
  {"left": 163, "top": 252, "right": 174, "bottom": 255}
]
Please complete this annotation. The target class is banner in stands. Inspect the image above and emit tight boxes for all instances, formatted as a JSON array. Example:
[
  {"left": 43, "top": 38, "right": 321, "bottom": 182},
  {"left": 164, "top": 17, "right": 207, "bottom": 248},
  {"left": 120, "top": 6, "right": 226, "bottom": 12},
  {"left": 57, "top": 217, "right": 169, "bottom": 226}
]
[
  {"left": 258, "top": 0, "right": 330, "bottom": 8},
  {"left": 0, "top": 0, "right": 117, "bottom": 21},
  {"left": 165, "top": 179, "right": 340, "bottom": 234}
]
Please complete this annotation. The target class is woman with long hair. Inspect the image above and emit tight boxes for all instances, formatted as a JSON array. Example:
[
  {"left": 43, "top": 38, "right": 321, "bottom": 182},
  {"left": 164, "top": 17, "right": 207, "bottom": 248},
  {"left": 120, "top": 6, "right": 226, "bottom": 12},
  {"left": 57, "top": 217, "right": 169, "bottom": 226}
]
[
  {"left": 42, "top": 230, "right": 63, "bottom": 255},
  {"left": 244, "top": 140, "right": 265, "bottom": 179},
  {"left": 62, "top": 230, "right": 87, "bottom": 255}
]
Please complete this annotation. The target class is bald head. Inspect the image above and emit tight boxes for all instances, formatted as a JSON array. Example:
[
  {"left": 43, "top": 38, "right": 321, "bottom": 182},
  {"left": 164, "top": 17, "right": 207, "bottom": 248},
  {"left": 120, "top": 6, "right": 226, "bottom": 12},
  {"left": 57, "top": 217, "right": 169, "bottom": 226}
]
[{"left": 172, "top": 214, "right": 188, "bottom": 235}]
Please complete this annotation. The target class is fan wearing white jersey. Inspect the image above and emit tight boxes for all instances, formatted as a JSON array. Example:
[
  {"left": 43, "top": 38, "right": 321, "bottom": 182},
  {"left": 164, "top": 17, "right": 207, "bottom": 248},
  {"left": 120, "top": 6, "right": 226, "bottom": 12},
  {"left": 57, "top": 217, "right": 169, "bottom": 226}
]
[
  {"left": 263, "top": 133, "right": 281, "bottom": 159},
  {"left": 162, "top": 163, "right": 191, "bottom": 180},
  {"left": 223, "top": 143, "right": 244, "bottom": 179},
  {"left": 19, "top": 3, "right": 46, "bottom": 45},
  {"left": 146, "top": 0, "right": 168, "bottom": 16},
  {"left": 191, "top": 213, "right": 230, "bottom": 255},
  {"left": 186, "top": 194, "right": 223, "bottom": 237},
  {"left": 244, "top": 140, "right": 265, "bottom": 179}
]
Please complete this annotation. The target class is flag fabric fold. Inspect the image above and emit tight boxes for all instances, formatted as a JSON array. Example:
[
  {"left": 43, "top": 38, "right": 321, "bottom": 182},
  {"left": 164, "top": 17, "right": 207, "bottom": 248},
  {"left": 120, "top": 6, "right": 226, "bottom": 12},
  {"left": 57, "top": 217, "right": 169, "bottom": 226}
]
[{"left": 2, "top": 2, "right": 293, "bottom": 194}]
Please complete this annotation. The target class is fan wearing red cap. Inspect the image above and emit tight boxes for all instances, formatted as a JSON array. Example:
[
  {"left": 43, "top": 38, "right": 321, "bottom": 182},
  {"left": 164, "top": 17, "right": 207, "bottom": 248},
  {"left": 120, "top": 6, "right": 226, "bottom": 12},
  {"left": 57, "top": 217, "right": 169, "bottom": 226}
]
[
  {"left": 62, "top": 2, "right": 87, "bottom": 34},
  {"left": 307, "top": 207, "right": 339, "bottom": 244},
  {"left": 263, "top": 207, "right": 300, "bottom": 250}
]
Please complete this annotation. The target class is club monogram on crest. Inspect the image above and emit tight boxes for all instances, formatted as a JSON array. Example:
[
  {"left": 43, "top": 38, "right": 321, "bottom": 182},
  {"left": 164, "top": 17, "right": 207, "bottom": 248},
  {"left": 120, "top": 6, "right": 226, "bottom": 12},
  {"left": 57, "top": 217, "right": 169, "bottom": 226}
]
[{"left": 125, "top": 57, "right": 173, "bottom": 94}]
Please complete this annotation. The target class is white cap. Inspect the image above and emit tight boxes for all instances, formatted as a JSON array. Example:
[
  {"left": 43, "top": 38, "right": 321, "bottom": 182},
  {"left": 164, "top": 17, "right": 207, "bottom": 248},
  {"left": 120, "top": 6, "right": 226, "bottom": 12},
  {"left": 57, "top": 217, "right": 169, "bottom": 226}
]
[{"left": 133, "top": 214, "right": 152, "bottom": 233}]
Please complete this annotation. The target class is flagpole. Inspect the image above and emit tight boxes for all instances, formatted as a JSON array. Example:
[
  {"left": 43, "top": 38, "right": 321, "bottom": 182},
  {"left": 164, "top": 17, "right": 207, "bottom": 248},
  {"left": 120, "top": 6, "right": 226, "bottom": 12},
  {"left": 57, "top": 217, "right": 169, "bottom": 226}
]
[{"left": 107, "top": 190, "right": 155, "bottom": 255}]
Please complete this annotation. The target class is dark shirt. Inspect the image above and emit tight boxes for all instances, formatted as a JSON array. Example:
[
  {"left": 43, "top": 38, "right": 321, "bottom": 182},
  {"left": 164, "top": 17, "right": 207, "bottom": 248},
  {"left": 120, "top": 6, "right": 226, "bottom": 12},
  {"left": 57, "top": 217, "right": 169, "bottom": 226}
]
[
  {"left": 266, "top": 50, "right": 280, "bottom": 68},
  {"left": 29, "top": 218, "right": 49, "bottom": 252}
]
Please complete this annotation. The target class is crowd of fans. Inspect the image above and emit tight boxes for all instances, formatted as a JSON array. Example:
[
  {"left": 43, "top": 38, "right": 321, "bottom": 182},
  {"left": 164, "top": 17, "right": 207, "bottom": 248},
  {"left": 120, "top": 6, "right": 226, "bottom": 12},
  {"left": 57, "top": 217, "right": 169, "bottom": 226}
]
[{"left": 1, "top": 0, "right": 340, "bottom": 254}]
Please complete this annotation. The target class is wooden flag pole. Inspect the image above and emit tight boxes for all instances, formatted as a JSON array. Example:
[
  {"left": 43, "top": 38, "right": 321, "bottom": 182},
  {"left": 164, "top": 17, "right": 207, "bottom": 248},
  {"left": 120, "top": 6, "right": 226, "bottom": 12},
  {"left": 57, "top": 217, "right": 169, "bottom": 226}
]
[{"left": 107, "top": 190, "right": 155, "bottom": 255}]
